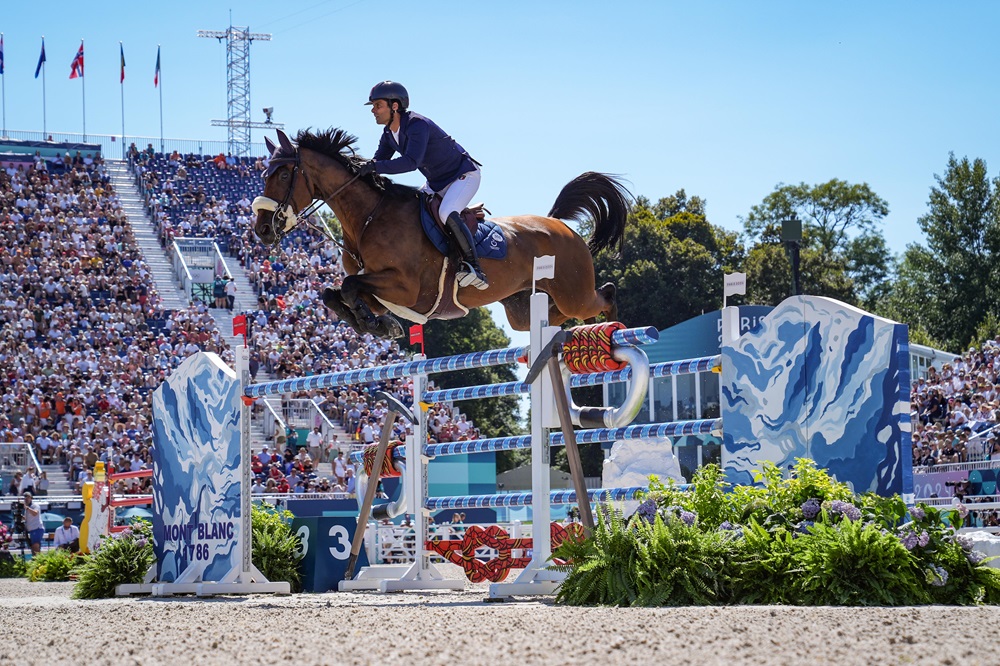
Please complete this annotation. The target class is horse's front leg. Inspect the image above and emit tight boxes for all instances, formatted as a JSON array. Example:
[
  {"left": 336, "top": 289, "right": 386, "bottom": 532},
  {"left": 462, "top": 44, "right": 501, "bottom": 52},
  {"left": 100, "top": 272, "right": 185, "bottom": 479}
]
[{"left": 340, "top": 274, "right": 404, "bottom": 340}]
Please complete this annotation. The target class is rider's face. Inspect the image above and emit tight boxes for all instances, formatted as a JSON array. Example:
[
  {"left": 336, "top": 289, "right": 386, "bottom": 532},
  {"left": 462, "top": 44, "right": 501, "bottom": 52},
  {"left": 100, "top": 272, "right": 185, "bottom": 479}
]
[{"left": 371, "top": 99, "right": 393, "bottom": 126}]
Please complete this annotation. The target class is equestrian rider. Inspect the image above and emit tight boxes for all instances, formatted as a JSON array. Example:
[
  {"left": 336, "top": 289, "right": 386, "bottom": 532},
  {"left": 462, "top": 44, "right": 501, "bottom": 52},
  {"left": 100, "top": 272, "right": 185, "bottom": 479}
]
[{"left": 359, "top": 81, "right": 488, "bottom": 290}]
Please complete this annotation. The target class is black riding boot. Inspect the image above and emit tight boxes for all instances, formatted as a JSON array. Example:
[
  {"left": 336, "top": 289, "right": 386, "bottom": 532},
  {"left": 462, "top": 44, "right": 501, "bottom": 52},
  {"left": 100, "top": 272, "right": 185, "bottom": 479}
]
[{"left": 444, "top": 212, "right": 489, "bottom": 290}]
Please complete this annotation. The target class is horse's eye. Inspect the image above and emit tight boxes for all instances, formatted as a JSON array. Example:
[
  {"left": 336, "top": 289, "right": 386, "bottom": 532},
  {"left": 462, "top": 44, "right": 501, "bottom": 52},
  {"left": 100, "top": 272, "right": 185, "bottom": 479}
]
[{"left": 279, "top": 171, "right": 289, "bottom": 181}]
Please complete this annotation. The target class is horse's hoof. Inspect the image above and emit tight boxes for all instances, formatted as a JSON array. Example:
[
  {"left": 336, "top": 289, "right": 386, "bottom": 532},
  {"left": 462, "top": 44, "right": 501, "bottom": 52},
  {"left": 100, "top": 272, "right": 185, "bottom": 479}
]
[
  {"left": 377, "top": 315, "right": 404, "bottom": 340},
  {"left": 322, "top": 287, "right": 341, "bottom": 311}
]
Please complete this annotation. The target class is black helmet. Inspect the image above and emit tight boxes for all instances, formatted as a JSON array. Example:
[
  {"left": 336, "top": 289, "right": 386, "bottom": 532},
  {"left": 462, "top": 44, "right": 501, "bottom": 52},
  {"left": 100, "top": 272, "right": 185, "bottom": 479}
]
[{"left": 365, "top": 81, "right": 409, "bottom": 111}]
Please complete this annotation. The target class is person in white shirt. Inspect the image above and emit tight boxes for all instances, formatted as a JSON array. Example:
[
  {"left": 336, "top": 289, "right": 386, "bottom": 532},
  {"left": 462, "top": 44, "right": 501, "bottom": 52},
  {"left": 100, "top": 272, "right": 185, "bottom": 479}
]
[
  {"left": 54, "top": 517, "right": 80, "bottom": 552},
  {"left": 306, "top": 427, "right": 324, "bottom": 462}
]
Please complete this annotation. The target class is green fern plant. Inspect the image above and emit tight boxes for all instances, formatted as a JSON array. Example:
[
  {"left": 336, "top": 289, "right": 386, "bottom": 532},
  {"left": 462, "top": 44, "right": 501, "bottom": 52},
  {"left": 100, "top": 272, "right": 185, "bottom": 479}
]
[
  {"left": 790, "top": 517, "right": 927, "bottom": 606},
  {"left": 633, "top": 513, "right": 734, "bottom": 606},
  {"left": 554, "top": 508, "right": 641, "bottom": 606}
]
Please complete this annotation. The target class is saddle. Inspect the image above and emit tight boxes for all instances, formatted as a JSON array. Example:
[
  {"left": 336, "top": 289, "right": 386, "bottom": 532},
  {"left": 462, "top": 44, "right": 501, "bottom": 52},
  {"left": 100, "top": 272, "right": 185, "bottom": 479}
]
[
  {"left": 424, "top": 193, "right": 488, "bottom": 235},
  {"left": 407, "top": 193, "right": 507, "bottom": 321}
]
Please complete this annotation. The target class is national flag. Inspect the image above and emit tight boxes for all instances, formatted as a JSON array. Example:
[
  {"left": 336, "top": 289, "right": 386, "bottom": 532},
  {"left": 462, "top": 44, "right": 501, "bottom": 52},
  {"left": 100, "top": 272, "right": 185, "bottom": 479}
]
[
  {"left": 153, "top": 46, "right": 160, "bottom": 87},
  {"left": 69, "top": 41, "right": 84, "bottom": 79},
  {"left": 34, "top": 39, "right": 45, "bottom": 79},
  {"left": 0, "top": 34, "right": 5, "bottom": 76},
  {"left": 119, "top": 43, "right": 125, "bottom": 83},
  {"left": 275, "top": 295, "right": 285, "bottom": 309}
]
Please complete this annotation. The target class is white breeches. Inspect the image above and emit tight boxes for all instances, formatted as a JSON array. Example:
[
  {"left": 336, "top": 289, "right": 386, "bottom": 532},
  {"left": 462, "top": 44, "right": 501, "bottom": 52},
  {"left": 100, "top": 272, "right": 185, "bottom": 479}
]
[{"left": 431, "top": 169, "right": 481, "bottom": 224}]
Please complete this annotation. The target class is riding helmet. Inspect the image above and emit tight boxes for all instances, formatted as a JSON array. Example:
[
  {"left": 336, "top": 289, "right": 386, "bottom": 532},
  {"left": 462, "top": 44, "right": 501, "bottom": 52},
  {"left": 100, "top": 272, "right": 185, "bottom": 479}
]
[{"left": 366, "top": 81, "right": 409, "bottom": 111}]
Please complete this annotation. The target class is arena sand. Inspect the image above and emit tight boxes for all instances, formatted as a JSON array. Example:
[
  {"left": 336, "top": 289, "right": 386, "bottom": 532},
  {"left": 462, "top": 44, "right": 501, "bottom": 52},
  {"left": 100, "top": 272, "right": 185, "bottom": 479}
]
[{"left": 1, "top": 572, "right": 999, "bottom": 666}]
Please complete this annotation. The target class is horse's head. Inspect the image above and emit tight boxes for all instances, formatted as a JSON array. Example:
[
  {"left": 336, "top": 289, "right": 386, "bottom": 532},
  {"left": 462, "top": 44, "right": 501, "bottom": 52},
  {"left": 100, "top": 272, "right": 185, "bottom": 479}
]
[{"left": 252, "top": 129, "right": 311, "bottom": 246}]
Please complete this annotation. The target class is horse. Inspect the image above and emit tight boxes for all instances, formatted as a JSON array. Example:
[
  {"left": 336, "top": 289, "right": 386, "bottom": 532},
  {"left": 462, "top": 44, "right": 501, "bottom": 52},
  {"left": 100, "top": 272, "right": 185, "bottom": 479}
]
[{"left": 252, "top": 128, "right": 631, "bottom": 340}]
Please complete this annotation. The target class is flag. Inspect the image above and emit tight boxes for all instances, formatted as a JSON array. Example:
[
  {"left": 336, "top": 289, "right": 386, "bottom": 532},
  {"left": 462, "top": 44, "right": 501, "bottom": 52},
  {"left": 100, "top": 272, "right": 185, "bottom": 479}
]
[
  {"left": 724, "top": 272, "right": 747, "bottom": 297},
  {"left": 532, "top": 255, "right": 555, "bottom": 281},
  {"left": 232, "top": 315, "right": 247, "bottom": 337},
  {"left": 409, "top": 324, "right": 424, "bottom": 345},
  {"left": 275, "top": 295, "right": 285, "bottom": 309},
  {"left": 119, "top": 43, "right": 125, "bottom": 83},
  {"left": 69, "top": 41, "right": 83, "bottom": 79},
  {"left": 0, "top": 34, "right": 5, "bottom": 76},
  {"left": 153, "top": 46, "right": 160, "bottom": 87},
  {"left": 34, "top": 39, "right": 45, "bottom": 79}
]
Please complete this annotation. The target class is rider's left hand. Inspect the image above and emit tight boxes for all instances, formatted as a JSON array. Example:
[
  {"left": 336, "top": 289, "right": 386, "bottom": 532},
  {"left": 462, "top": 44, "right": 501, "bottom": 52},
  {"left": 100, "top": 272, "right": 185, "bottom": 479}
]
[{"left": 357, "top": 161, "right": 376, "bottom": 177}]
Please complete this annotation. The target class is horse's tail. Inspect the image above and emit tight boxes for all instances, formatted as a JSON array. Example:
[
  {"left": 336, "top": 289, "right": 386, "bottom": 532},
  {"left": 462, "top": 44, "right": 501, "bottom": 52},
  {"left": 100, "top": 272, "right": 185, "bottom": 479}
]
[{"left": 547, "top": 172, "right": 632, "bottom": 257}]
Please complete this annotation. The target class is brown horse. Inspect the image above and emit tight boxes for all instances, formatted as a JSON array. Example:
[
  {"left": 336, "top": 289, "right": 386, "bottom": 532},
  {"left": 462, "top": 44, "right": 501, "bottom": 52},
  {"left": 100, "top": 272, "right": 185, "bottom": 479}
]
[{"left": 252, "top": 128, "right": 630, "bottom": 340}]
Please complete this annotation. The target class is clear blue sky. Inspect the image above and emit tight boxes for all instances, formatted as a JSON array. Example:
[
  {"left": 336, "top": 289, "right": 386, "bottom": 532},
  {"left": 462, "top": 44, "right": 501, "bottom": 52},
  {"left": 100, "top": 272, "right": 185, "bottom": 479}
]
[{"left": 3, "top": 1, "right": 998, "bottom": 347}]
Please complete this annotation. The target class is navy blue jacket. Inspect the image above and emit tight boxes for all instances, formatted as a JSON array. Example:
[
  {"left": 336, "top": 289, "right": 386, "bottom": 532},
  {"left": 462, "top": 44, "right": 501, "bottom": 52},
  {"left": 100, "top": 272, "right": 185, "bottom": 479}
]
[{"left": 372, "top": 111, "right": 478, "bottom": 192}]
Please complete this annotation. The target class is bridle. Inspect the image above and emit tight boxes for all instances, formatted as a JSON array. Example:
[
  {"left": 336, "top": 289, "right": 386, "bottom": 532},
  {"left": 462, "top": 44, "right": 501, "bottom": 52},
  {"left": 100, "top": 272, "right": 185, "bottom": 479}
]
[{"left": 252, "top": 147, "right": 383, "bottom": 269}]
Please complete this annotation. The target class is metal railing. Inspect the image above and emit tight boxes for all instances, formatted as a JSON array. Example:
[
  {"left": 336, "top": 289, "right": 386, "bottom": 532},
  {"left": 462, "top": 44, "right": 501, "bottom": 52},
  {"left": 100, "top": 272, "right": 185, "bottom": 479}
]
[
  {"left": 0, "top": 129, "right": 267, "bottom": 161},
  {"left": 913, "top": 459, "right": 1000, "bottom": 474}
]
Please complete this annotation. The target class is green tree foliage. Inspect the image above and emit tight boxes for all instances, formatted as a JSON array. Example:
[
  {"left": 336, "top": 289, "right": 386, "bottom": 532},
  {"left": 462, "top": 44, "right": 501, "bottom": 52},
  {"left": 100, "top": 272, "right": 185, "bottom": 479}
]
[
  {"left": 742, "top": 179, "right": 892, "bottom": 309},
  {"left": 880, "top": 154, "right": 1000, "bottom": 350},
  {"left": 588, "top": 191, "right": 738, "bottom": 330}
]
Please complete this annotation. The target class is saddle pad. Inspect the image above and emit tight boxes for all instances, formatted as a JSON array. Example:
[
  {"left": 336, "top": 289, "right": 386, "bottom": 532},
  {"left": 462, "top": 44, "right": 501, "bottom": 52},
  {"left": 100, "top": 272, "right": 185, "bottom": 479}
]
[{"left": 420, "top": 204, "right": 508, "bottom": 260}]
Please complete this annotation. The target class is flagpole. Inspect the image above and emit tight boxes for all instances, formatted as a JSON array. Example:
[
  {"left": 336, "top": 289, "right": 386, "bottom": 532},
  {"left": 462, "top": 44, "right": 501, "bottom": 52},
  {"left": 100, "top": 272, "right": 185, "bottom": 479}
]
[
  {"left": 42, "top": 50, "right": 47, "bottom": 139},
  {"left": 1, "top": 35, "right": 5, "bottom": 138},
  {"left": 158, "top": 45, "right": 163, "bottom": 153},
  {"left": 1, "top": 33, "right": 6, "bottom": 138},
  {"left": 81, "top": 40, "right": 86, "bottom": 141},
  {"left": 120, "top": 42, "right": 125, "bottom": 159}
]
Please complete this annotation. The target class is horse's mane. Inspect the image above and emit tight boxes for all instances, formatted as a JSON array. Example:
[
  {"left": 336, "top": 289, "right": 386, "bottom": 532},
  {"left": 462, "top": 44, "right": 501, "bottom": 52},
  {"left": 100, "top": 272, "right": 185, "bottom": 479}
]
[{"left": 294, "top": 128, "right": 418, "bottom": 202}]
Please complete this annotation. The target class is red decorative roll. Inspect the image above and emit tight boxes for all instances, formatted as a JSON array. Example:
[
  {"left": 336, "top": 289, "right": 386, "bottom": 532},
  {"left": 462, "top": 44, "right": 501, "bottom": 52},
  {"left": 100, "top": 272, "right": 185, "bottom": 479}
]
[
  {"left": 563, "top": 322, "right": 627, "bottom": 374},
  {"left": 362, "top": 441, "right": 404, "bottom": 478}
]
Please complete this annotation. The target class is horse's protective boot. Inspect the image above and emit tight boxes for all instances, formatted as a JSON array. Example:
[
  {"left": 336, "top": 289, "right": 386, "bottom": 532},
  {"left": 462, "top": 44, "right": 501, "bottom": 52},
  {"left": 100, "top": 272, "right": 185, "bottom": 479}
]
[{"left": 444, "top": 212, "right": 489, "bottom": 290}]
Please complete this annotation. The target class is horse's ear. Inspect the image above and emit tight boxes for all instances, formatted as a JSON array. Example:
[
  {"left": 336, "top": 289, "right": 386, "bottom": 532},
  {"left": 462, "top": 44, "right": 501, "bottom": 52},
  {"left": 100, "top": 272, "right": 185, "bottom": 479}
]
[
  {"left": 265, "top": 136, "right": 277, "bottom": 155},
  {"left": 276, "top": 129, "right": 294, "bottom": 152}
]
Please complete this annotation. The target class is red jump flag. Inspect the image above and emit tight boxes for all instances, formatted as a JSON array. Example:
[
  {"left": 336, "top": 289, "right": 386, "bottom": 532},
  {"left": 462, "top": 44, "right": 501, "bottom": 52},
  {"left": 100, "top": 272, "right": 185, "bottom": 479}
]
[
  {"left": 69, "top": 41, "right": 84, "bottom": 79},
  {"left": 409, "top": 324, "right": 425, "bottom": 354},
  {"left": 232, "top": 315, "right": 247, "bottom": 337}
]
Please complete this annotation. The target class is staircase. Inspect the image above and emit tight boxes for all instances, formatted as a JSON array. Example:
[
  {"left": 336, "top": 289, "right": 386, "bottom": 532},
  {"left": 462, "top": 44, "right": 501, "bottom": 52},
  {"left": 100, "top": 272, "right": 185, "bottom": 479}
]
[
  {"left": 106, "top": 161, "right": 188, "bottom": 311},
  {"left": 40, "top": 463, "right": 74, "bottom": 496}
]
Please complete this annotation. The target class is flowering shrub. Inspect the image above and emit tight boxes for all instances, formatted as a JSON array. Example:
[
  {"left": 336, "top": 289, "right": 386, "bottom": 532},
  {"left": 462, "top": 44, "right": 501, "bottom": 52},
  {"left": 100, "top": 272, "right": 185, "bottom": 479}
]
[
  {"left": 0, "top": 520, "right": 27, "bottom": 578},
  {"left": 27, "top": 547, "right": 81, "bottom": 582},
  {"left": 72, "top": 521, "right": 155, "bottom": 599},
  {"left": 555, "top": 459, "right": 1000, "bottom": 607}
]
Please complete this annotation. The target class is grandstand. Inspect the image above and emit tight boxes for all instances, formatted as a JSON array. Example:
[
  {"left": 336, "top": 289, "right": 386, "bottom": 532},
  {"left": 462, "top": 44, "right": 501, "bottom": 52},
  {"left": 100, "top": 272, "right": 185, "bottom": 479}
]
[{"left": 0, "top": 133, "right": 476, "bottom": 537}]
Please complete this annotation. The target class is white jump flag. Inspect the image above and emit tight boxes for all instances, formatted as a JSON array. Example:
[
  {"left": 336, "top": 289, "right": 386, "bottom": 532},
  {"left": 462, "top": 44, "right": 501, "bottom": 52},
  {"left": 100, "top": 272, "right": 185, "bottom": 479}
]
[
  {"left": 724, "top": 272, "right": 746, "bottom": 308},
  {"left": 532, "top": 255, "right": 555, "bottom": 294}
]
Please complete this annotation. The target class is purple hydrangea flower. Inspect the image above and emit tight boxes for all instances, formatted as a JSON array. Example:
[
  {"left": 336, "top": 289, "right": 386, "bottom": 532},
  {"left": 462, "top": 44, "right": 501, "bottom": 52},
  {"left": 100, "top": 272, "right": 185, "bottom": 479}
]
[
  {"left": 967, "top": 550, "right": 986, "bottom": 565},
  {"left": 136, "top": 538, "right": 149, "bottom": 548},
  {"left": 801, "top": 499, "right": 821, "bottom": 520},
  {"left": 899, "top": 529, "right": 919, "bottom": 551},
  {"left": 927, "top": 565, "right": 949, "bottom": 587},
  {"left": 828, "top": 500, "right": 862, "bottom": 521},
  {"left": 909, "top": 506, "right": 926, "bottom": 521},
  {"left": 635, "top": 499, "right": 658, "bottom": 524},
  {"left": 797, "top": 520, "right": 815, "bottom": 534},
  {"left": 917, "top": 531, "right": 930, "bottom": 548},
  {"left": 679, "top": 510, "right": 696, "bottom": 527},
  {"left": 954, "top": 535, "right": 974, "bottom": 552}
]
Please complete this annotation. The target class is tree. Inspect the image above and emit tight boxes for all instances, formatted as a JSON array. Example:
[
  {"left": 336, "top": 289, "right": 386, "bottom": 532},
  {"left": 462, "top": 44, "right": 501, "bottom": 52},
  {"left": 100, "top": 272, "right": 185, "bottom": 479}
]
[
  {"left": 880, "top": 154, "right": 1000, "bottom": 350},
  {"left": 587, "top": 191, "right": 737, "bottom": 331},
  {"left": 741, "top": 179, "right": 893, "bottom": 308}
]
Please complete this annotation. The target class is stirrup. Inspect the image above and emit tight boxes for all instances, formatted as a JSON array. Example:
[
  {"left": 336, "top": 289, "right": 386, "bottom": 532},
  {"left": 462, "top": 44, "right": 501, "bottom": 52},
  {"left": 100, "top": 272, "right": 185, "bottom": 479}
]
[{"left": 457, "top": 262, "right": 489, "bottom": 290}]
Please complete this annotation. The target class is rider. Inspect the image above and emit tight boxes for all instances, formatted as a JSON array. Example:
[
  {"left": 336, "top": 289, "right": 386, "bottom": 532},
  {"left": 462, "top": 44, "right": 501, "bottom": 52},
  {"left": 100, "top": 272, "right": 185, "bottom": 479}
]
[{"left": 359, "top": 81, "right": 488, "bottom": 290}]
